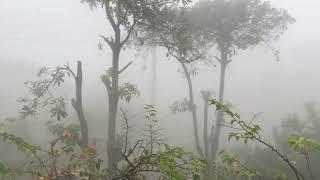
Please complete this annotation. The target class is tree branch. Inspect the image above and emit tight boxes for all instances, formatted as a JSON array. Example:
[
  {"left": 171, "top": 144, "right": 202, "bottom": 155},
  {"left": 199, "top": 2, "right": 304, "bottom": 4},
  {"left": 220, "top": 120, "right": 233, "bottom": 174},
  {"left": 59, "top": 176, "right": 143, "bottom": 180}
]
[
  {"left": 101, "top": 75, "right": 111, "bottom": 92},
  {"left": 99, "top": 34, "right": 114, "bottom": 51},
  {"left": 120, "top": 20, "right": 137, "bottom": 48},
  {"left": 119, "top": 61, "right": 133, "bottom": 74},
  {"left": 104, "top": 0, "right": 118, "bottom": 32},
  {"left": 214, "top": 55, "right": 232, "bottom": 65},
  {"left": 63, "top": 64, "right": 76, "bottom": 80}
]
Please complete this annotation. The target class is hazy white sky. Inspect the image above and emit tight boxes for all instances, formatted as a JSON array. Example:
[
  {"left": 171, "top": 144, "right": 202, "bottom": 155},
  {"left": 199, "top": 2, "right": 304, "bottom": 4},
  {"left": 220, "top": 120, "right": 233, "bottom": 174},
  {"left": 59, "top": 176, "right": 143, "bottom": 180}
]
[{"left": 1, "top": 0, "right": 320, "bottom": 140}]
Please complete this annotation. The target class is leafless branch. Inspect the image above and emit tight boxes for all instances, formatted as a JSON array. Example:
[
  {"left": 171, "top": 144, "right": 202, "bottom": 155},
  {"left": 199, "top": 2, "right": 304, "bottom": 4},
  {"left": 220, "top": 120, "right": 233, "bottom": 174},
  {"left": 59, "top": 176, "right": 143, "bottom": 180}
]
[
  {"left": 104, "top": 0, "right": 118, "bottom": 32},
  {"left": 118, "top": 61, "right": 133, "bottom": 74},
  {"left": 249, "top": 112, "right": 264, "bottom": 125}
]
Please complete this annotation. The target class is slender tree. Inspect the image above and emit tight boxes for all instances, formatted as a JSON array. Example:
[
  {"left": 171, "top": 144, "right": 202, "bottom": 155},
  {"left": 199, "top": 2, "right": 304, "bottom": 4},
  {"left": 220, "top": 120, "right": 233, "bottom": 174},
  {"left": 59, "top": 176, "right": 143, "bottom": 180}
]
[
  {"left": 191, "top": 0, "right": 295, "bottom": 161},
  {"left": 70, "top": 61, "right": 89, "bottom": 148},
  {"left": 201, "top": 90, "right": 213, "bottom": 160},
  {"left": 81, "top": 0, "right": 191, "bottom": 170},
  {"left": 138, "top": 6, "right": 210, "bottom": 157}
]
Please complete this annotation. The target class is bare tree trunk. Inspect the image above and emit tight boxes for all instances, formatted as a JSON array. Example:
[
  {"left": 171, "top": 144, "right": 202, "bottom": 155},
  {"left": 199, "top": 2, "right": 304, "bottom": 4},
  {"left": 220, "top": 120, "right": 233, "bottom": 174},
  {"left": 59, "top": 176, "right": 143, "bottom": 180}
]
[
  {"left": 150, "top": 48, "right": 157, "bottom": 105},
  {"left": 71, "top": 61, "right": 89, "bottom": 149},
  {"left": 107, "top": 93, "right": 119, "bottom": 170},
  {"left": 107, "top": 43, "right": 121, "bottom": 170},
  {"left": 101, "top": 30, "right": 122, "bottom": 171},
  {"left": 201, "top": 91, "right": 211, "bottom": 180},
  {"left": 99, "top": 0, "right": 137, "bottom": 173},
  {"left": 210, "top": 51, "right": 230, "bottom": 161},
  {"left": 180, "top": 62, "right": 203, "bottom": 157},
  {"left": 202, "top": 93, "right": 210, "bottom": 159}
]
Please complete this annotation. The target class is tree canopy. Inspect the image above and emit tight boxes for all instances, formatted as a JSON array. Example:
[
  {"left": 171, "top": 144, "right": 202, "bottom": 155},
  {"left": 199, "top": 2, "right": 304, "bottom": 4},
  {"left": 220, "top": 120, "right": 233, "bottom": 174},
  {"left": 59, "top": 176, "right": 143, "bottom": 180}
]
[{"left": 190, "top": 0, "right": 295, "bottom": 57}]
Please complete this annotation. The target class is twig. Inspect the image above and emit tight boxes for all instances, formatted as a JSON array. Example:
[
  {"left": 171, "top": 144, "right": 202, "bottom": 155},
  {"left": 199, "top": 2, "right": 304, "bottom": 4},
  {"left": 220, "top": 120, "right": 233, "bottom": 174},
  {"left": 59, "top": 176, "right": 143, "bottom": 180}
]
[{"left": 118, "top": 61, "right": 133, "bottom": 74}]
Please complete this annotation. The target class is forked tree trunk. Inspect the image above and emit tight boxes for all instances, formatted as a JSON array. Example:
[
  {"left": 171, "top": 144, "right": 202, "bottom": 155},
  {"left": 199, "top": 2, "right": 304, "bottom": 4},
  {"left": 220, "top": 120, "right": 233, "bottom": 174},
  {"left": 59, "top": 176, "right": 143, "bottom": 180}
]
[
  {"left": 72, "top": 61, "right": 89, "bottom": 149},
  {"left": 103, "top": 31, "right": 122, "bottom": 171},
  {"left": 180, "top": 62, "right": 203, "bottom": 157}
]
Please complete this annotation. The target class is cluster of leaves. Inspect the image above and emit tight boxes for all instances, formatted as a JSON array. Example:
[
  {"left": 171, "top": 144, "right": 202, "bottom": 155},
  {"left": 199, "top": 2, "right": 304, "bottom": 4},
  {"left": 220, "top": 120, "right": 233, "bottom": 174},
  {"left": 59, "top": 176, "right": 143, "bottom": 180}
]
[
  {"left": 19, "top": 65, "right": 73, "bottom": 120},
  {"left": 119, "top": 82, "right": 140, "bottom": 102},
  {"left": 83, "top": 0, "right": 192, "bottom": 54},
  {"left": 170, "top": 97, "right": 194, "bottom": 114},
  {"left": 0, "top": 161, "right": 22, "bottom": 179},
  {"left": 273, "top": 172, "right": 289, "bottom": 180},
  {"left": 209, "top": 99, "right": 306, "bottom": 180},
  {"left": 136, "top": 5, "right": 209, "bottom": 64},
  {"left": 0, "top": 132, "right": 40, "bottom": 154},
  {"left": 212, "top": 150, "right": 262, "bottom": 180},
  {"left": 47, "top": 122, "right": 81, "bottom": 139},
  {"left": 0, "top": 130, "right": 106, "bottom": 179},
  {"left": 144, "top": 104, "right": 162, "bottom": 150},
  {"left": 288, "top": 135, "right": 320, "bottom": 153},
  {"left": 101, "top": 68, "right": 140, "bottom": 102},
  {"left": 190, "top": 0, "right": 295, "bottom": 56},
  {"left": 156, "top": 145, "right": 206, "bottom": 180},
  {"left": 209, "top": 99, "right": 261, "bottom": 144},
  {"left": 82, "top": 0, "right": 191, "bottom": 16}
]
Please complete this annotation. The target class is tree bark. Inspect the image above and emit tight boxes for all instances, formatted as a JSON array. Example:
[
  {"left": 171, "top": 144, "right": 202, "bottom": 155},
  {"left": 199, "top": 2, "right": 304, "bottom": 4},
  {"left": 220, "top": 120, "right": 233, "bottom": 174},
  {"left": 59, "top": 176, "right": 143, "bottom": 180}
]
[
  {"left": 106, "top": 30, "right": 122, "bottom": 171},
  {"left": 72, "top": 61, "right": 89, "bottom": 149},
  {"left": 180, "top": 62, "right": 203, "bottom": 157},
  {"left": 203, "top": 95, "right": 209, "bottom": 159},
  {"left": 107, "top": 93, "right": 119, "bottom": 170},
  {"left": 210, "top": 52, "right": 229, "bottom": 161},
  {"left": 150, "top": 48, "right": 157, "bottom": 105}
]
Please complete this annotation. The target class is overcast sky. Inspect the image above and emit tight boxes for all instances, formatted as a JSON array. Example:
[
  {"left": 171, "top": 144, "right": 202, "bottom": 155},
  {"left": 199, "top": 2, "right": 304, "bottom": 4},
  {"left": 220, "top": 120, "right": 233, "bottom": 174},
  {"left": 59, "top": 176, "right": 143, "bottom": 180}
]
[{"left": 1, "top": 0, "right": 320, "bottom": 142}]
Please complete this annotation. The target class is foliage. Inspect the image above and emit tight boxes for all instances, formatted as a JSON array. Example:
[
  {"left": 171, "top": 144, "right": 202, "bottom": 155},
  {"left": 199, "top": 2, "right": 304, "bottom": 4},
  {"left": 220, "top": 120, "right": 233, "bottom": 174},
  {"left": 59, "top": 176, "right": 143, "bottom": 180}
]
[
  {"left": 288, "top": 135, "right": 320, "bottom": 153},
  {"left": 273, "top": 103, "right": 320, "bottom": 179},
  {"left": 101, "top": 69, "right": 140, "bottom": 103},
  {"left": 0, "top": 130, "right": 105, "bottom": 179},
  {"left": 136, "top": 6, "right": 209, "bottom": 64},
  {"left": 274, "top": 172, "right": 289, "bottom": 180},
  {"left": 119, "top": 82, "right": 140, "bottom": 102},
  {"left": 191, "top": 0, "right": 295, "bottom": 56},
  {"left": 156, "top": 145, "right": 206, "bottom": 180},
  {"left": 212, "top": 150, "right": 262, "bottom": 180},
  {"left": 209, "top": 99, "right": 261, "bottom": 144},
  {"left": 209, "top": 99, "right": 305, "bottom": 180},
  {"left": 0, "top": 105, "right": 207, "bottom": 180},
  {"left": 0, "top": 132, "right": 40, "bottom": 154},
  {"left": 234, "top": 102, "right": 320, "bottom": 180},
  {"left": 113, "top": 105, "right": 207, "bottom": 179},
  {"left": 0, "top": 161, "right": 22, "bottom": 180},
  {"left": 83, "top": 0, "right": 191, "bottom": 53},
  {"left": 19, "top": 65, "right": 74, "bottom": 120},
  {"left": 170, "top": 97, "right": 194, "bottom": 114}
]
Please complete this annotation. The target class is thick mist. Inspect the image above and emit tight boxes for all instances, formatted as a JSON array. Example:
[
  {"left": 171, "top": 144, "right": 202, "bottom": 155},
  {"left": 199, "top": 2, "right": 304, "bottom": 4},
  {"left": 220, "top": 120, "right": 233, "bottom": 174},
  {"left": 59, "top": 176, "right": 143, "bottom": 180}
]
[
  {"left": 1, "top": 0, "right": 320, "bottom": 179},
  {"left": 1, "top": 0, "right": 319, "bottom": 137}
]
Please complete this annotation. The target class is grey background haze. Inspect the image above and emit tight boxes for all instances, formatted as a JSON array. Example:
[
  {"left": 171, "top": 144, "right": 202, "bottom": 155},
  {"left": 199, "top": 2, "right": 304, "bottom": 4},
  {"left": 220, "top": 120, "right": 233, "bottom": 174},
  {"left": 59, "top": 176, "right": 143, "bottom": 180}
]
[{"left": 1, "top": 0, "right": 320, "bottom": 146}]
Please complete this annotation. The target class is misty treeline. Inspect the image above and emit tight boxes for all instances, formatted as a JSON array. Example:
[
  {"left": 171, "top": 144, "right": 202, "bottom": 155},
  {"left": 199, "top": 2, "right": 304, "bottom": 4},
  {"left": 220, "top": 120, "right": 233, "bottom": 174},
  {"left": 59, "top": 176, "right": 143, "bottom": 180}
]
[{"left": 0, "top": 0, "right": 319, "bottom": 180}]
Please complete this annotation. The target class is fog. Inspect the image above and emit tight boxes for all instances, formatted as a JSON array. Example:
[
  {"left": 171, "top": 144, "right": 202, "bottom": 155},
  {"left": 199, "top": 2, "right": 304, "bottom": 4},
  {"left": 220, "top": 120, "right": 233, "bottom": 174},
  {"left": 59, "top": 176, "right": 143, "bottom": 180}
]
[
  {"left": 2, "top": 0, "right": 319, "bottom": 131},
  {"left": 1, "top": 0, "right": 320, "bottom": 179}
]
